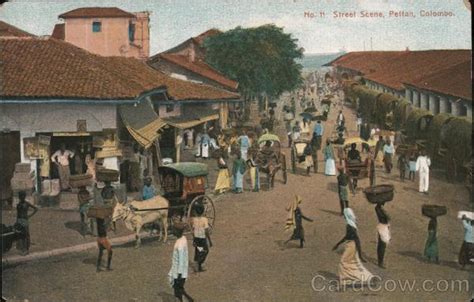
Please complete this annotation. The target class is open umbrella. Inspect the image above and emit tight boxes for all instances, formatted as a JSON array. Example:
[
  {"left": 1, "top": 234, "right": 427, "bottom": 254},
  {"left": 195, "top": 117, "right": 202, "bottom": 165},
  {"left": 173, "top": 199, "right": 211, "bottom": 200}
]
[
  {"left": 304, "top": 107, "right": 318, "bottom": 113},
  {"left": 299, "top": 112, "right": 314, "bottom": 121}
]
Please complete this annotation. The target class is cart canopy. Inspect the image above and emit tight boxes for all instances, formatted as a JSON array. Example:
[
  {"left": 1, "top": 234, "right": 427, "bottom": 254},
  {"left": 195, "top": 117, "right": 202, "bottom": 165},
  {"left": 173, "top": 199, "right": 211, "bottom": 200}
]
[
  {"left": 333, "top": 136, "right": 377, "bottom": 148},
  {"left": 258, "top": 133, "right": 281, "bottom": 144},
  {"left": 158, "top": 162, "right": 208, "bottom": 177}
]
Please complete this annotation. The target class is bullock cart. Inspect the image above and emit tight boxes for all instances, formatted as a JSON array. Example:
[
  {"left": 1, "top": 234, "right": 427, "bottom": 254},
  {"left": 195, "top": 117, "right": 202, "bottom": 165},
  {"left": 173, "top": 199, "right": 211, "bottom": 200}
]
[
  {"left": 111, "top": 163, "right": 215, "bottom": 247},
  {"left": 255, "top": 134, "right": 288, "bottom": 188},
  {"left": 157, "top": 162, "right": 216, "bottom": 230}
]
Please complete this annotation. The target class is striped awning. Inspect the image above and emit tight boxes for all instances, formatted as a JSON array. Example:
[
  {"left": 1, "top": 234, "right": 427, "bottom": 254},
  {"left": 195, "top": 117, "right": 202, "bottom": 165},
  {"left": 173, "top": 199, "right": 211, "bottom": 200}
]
[
  {"left": 119, "top": 100, "right": 165, "bottom": 148},
  {"left": 162, "top": 110, "right": 219, "bottom": 129}
]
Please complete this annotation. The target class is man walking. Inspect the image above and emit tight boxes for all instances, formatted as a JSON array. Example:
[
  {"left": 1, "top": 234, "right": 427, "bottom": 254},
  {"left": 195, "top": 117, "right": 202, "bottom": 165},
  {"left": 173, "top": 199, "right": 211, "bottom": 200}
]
[
  {"left": 416, "top": 149, "right": 431, "bottom": 194},
  {"left": 168, "top": 222, "right": 194, "bottom": 302},
  {"left": 51, "top": 143, "right": 74, "bottom": 191},
  {"left": 313, "top": 120, "right": 324, "bottom": 151}
]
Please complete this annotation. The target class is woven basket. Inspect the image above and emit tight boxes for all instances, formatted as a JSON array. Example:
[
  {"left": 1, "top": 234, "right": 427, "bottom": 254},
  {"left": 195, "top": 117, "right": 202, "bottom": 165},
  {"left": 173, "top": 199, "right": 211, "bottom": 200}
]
[
  {"left": 363, "top": 184, "right": 394, "bottom": 204},
  {"left": 69, "top": 174, "right": 93, "bottom": 188},
  {"left": 96, "top": 169, "right": 119, "bottom": 182},
  {"left": 422, "top": 205, "right": 447, "bottom": 218}
]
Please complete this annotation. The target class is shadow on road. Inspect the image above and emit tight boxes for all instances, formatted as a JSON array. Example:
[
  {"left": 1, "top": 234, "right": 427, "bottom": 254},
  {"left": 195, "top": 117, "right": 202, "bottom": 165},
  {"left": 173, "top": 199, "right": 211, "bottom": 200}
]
[
  {"left": 158, "top": 291, "right": 178, "bottom": 302},
  {"left": 326, "top": 182, "right": 338, "bottom": 193},
  {"left": 82, "top": 257, "right": 96, "bottom": 266},
  {"left": 317, "top": 270, "right": 338, "bottom": 281},
  {"left": 64, "top": 221, "right": 83, "bottom": 235},
  {"left": 398, "top": 250, "right": 461, "bottom": 270},
  {"left": 274, "top": 239, "right": 301, "bottom": 250},
  {"left": 319, "top": 208, "right": 342, "bottom": 217}
]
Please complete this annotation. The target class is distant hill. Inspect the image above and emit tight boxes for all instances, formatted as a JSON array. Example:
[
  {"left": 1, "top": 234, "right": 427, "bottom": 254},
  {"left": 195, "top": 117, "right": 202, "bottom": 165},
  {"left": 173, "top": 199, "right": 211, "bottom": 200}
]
[{"left": 297, "top": 52, "right": 346, "bottom": 72}]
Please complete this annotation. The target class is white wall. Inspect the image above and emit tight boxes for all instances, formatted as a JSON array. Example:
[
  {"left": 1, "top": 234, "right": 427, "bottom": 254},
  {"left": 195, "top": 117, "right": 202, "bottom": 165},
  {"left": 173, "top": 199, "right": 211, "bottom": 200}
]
[{"left": 0, "top": 103, "right": 117, "bottom": 133}]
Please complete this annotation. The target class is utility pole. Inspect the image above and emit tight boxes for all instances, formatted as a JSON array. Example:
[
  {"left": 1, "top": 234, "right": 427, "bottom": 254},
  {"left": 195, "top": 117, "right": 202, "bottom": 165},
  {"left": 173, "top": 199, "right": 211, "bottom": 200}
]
[{"left": 370, "top": 37, "right": 373, "bottom": 51}]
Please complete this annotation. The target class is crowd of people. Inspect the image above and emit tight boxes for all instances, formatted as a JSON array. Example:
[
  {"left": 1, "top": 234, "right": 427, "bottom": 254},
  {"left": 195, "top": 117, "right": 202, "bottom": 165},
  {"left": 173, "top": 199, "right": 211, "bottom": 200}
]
[{"left": 7, "top": 75, "right": 472, "bottom": 301}]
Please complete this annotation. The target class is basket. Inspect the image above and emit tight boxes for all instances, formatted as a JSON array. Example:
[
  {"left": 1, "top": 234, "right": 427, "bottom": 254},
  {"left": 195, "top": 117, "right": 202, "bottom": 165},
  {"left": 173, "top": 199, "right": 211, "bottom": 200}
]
[
  {"left": 422, "top": 205, "right": 447, "bottom": 218},
  {"left": 96, "top": 169, "right": 119, "bottom": 182},
  {"left": 363, "top": 184, "right": 394, "bottom": 204},
  {"left": 69, "top": 174, "right": 93, "bottom": 188},
  {"left": 87, "top": 205, "right": 114, "bottom": 219}
]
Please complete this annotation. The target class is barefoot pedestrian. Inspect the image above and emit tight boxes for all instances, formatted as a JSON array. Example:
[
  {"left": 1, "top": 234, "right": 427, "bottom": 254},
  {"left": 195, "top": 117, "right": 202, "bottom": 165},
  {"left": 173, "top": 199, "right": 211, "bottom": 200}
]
[
  {"left": 168, "top": 222, "right": 194, "bottom": 302},
  {"left": 191, "top": 202, "right": 213, "bottom": 272},
  {"left": 285, "top": 195, "right": 313, "bottom": 248}
]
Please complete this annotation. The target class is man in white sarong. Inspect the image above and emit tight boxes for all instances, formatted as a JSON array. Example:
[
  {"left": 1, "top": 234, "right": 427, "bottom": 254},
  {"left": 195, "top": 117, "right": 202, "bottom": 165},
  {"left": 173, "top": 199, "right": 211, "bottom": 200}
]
[{"left": 415, "top": 150, "right": 431, "bottom": 194}]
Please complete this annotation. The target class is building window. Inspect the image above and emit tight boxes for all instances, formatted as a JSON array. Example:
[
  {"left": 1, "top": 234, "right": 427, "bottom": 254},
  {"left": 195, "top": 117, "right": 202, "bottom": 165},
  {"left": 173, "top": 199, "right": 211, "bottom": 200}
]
[
  {"left": 92, "top": 22, "right": 101, "bottom": 33},
  {"left": 128, "top": 22, "right": 135, "bottom": 42},
  {"left": 166, "top": 104, "right": 175, "bottom": 113}
]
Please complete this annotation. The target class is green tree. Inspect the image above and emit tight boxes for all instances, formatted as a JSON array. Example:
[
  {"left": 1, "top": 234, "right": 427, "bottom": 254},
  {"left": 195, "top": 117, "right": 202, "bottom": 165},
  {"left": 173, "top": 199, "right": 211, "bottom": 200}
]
[{"left": 204, "top": 24, "right": 304, "bottom": 109}]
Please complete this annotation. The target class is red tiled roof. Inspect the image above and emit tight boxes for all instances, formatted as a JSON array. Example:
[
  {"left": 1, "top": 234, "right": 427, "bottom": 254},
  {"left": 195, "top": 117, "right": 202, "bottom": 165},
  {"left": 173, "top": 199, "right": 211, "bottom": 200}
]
[
  {"left": 329, "top": 50, "right": 472, "bottom": 100},
  {"left": 59, "top": 7, "right": 136, "bottom": 19},
  {"left": 159, "top": 28, "right": 222, "bottom": 57},
  {"left": 156, "top": 53, "right": 239, "bottom": 91},
  {"left": 0, "top": 21, "right": 35, "bottom": 37},
  {"left": 0, "top": 37, "right": 239, "bottom": 101},
  {"left": 404, "top": 61, "right": 472, "bottom": 101},
  {"left": 51, "top": 24, "right": 65, "bottom": 40},
  {"left": 193, "top": 28, "right": 222, "bottom": 45}
]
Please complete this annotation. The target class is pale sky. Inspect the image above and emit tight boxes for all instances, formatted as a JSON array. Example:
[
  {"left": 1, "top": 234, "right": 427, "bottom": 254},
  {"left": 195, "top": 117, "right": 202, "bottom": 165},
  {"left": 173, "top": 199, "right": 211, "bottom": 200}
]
[{"left": 0, "top": 0, "right": 471, "bottom": 54}]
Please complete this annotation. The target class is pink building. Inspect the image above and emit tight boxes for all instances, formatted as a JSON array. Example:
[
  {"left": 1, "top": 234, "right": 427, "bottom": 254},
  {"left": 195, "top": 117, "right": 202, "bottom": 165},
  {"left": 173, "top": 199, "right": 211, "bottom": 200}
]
[{"left": 52, "top": 7, "right": 150, "bottom": 59}]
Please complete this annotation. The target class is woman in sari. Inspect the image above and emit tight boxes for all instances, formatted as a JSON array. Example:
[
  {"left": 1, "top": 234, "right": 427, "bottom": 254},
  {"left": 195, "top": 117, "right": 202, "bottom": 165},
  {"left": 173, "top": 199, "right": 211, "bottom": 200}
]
[
  {"left": 333, "top": 203, "right": 372, "bottom": 285},
  {"left": 247, "top": 155, "right": 260, "bottom": 192},
  {"left": 214, "top": 151, "right": 231, "bottom": 195},
  {"left": 424, "top": 217, "right": 439, "bottom": 263},
  {"left": 232, "top": 152, "right": 246, "bottom": 193},
  {"left": 323, "top": 139, "right": 336, "bottom": 176},
  {"left": 374, "top": 136, "right": 385, "bottom": 168}
]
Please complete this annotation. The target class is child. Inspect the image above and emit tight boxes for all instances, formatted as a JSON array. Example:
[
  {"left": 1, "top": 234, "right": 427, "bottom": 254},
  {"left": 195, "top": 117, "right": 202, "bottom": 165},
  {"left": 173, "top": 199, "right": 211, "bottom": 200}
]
[
  {"left": 78, "top": 186, "right": 92, "bottom": 234},
  {"left": 191, "top": 202, "right": 213, "bottom": 272},
  {"left": 142, "top": 177, "right": 156, "bottom": 201},
  {"left": 408, "top": 152, "right": 417, "bottom": 181},
  {"left": 397, "top": 154, "right": 408, "bottom": 182}
]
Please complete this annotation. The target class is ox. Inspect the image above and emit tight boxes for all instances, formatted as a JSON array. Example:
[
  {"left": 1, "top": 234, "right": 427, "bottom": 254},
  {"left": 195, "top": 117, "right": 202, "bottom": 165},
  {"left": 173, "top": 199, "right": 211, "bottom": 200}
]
[{"left": 112, "top": 195, "right": 169, "bottom": 248}]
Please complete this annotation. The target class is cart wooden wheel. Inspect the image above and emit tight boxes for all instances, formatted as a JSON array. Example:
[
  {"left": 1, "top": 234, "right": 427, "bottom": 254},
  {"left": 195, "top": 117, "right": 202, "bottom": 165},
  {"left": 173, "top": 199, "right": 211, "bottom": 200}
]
[{"left": 187, "top": 195, "right": 216, "bottom": 230}]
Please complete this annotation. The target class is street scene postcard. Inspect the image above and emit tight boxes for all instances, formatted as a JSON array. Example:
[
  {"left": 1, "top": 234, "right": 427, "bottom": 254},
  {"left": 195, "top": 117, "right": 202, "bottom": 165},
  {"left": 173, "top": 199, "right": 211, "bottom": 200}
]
[{"left": 0, "top": 0, "right": 472, "bottom": 301}]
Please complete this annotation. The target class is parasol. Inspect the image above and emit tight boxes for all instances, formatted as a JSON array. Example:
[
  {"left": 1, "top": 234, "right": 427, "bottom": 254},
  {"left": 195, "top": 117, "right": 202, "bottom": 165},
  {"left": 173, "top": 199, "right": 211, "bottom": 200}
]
[
  {"left": 299, "top": 112, "right": 315, "bottom": 120},
  {"left": 304, "top": 107, "right": 318, "bottom": 113}
]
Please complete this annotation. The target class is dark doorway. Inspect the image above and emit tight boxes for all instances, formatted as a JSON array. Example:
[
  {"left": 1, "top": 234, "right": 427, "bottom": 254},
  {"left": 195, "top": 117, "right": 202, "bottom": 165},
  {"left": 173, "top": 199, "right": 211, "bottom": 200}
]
[{"left": 0, "top": 131, "right": 21, "bottom": 206}]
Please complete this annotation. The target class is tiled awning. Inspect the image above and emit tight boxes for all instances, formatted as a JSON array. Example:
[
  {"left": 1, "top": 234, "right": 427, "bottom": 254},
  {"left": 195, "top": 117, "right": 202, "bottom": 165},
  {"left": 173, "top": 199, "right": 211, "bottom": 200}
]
[{"left": 119, "top": 100, "right": 165, "bottom": 148}]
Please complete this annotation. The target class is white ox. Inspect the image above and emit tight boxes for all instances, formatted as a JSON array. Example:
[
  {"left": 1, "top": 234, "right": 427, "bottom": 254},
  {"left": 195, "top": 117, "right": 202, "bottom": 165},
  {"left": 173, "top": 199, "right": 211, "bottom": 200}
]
[{"left": 112, "top": 196, "right": 169, "bottom": 247}]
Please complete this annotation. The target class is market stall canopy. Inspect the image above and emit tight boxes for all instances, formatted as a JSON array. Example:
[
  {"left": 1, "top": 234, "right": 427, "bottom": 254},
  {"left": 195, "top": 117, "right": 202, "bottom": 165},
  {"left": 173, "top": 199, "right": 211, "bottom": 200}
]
[
  {"left": 162, "top": 108, "right": 219, "bottom": 129},
  {"left": 158, "top": 162, "right": 209, "bottom": 177},
  {"left": 119, "top": 100, "right": 165, "bottom": 149}
]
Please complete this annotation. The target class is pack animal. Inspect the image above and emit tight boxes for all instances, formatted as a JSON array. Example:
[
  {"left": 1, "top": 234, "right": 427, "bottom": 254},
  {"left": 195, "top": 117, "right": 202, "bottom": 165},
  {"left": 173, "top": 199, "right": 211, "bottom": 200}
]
[{"left": 112, "top": 196, "right": 169, "bottom": 248}]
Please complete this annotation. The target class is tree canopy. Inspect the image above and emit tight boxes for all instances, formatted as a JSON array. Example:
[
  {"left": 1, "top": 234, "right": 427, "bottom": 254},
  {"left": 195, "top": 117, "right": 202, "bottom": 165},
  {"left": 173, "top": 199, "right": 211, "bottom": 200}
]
[{"left": 204, "top": 24, "right": 304, "bottom": 99}]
